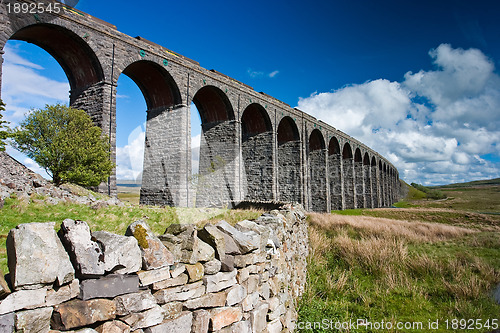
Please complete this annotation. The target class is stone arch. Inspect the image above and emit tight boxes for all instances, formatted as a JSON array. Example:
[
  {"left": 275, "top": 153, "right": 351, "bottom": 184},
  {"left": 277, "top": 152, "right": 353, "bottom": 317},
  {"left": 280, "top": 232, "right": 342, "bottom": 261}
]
[
  {"left": 190, "top": 85, "right": 238, "bottom": 207},
  {"left": 363, "top": 152, "right": 372, "bottom": 208},
  {"left": 342, "top": 143, "right": 355, "bottom": 209},
  {"left": 6, "top": 23, "right": 104, "bottom": 104},
  {"left": 130, "top": 60, "right": 187, "bottom": 206},
  {"left": 378, "top": 161, "right": 384, "bottom": 207},
  {"left": 382, "top": 162, "right": 388, "bottom": 207},
  {"left": 389, "top": 167, "right": 395, "bottom": 205},
  {"left": 371, "top": 156, "right": 379, "bottom": 208},
  {"left": 328, "top": 136, "right": 342, "bottom": 210},
  {"left": 241, "top": 103, "right": 274, "bottom": 201},
  {"left": 122, "top": 60, "right": 182, "bottom": 111},
  {"left": 308, "top": 129, "right": 327, "bottom": 212},
  {"left": 2, "top": 22, "right": 114, "bottom": 194},
  {"left": 277, "top": 116, "right": 301, "bottom": 203},
  {"left": 354, "top": 148, "right": 364, "bottom": 208},
  {"left": 193, "top": 85, "right": 235, "bottom": 123}
]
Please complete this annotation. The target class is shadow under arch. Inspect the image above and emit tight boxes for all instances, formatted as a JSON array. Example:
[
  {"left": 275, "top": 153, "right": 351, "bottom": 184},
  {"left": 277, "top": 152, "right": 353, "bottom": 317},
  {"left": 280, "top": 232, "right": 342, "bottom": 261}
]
[
  {"left": 241, "top": 103, "right": 273, "bottom": 201},
  {"left": 371, "top": 156, "right": 379, "bottom": 207},
  {"left": 277, "top": 116, "right": 301, "bottom": 203},
  {"left": 191, "top": 85, "right": 238, "bottom": 208},
  {"left": 328, "top": 136, "right": 342, "bottom": 210},
  {"left": 363, "top": 152, "right": 372, "bottom": 208},
  {"left": 354, "top": 148, "right": 364, "bottom": 208},
  {"left": 7, "top": 22, "right": 104, "bottom": 111},
  {"left": 122, "top": 60, "right": 182, "bottom": 113},
  {"left": 308, "top": 129, "right": 327, "bottom": 212},
  {"left": 342, "top": 142, "right": 355, "bottom": 209},
  {"left": 123, "top": 60, "right": 186, "bottom": 207}
]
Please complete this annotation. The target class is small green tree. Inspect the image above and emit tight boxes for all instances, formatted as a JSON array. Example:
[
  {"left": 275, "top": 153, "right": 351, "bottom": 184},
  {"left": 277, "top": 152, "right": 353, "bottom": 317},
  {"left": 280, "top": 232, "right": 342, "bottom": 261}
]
[
  {"left": 11, "top": 103, "right": 114, "bottom": 187},
  {"left": 0, "top": 100, "right": 9, "bottom": 151}
]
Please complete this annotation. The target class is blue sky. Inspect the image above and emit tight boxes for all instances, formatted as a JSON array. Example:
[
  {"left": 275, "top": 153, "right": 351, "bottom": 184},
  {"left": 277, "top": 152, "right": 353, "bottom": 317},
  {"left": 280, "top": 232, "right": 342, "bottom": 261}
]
[{"left": 2, "top": 0, "right": 500, "bottom": 185}]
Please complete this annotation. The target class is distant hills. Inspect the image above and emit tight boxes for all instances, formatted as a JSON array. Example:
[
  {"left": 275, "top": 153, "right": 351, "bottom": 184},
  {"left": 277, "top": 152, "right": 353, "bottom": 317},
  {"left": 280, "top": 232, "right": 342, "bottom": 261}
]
[{"left": 431, "top": 178, "right": 500, "bottom": 189}]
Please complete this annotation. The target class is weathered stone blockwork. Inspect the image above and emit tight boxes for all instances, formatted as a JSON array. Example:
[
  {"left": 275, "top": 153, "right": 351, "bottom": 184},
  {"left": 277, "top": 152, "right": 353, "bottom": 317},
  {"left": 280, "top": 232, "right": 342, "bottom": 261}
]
[
  {"left": 0, "top": 205, "right": 308, "bottom": 332},
  {"left": 0, "top": 1, "right": 401, "bottom": 211}
]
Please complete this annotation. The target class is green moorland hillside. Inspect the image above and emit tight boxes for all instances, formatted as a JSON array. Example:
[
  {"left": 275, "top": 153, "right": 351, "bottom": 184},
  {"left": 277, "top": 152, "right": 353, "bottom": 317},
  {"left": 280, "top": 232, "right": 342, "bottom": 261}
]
[{"left": 298, "top": 180, "right": 500, "bottom": 332}]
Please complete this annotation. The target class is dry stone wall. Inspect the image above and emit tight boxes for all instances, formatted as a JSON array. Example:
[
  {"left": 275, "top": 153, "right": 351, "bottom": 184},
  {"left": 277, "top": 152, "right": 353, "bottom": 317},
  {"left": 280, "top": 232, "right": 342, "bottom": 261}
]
[{"left": 0, "top": 205, "right": 308, "bottom": 332}]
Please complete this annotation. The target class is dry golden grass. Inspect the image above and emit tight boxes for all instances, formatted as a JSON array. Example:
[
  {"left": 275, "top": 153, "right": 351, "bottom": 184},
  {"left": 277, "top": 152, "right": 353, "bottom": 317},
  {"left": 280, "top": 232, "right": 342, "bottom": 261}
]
[
  {"left": 308, "top": 212, "right": 475, "bottom": 243},
  {"left": 334, "top": 232, "right": 408, "bottom": 273},
  {"left": 305, "top": 212, "right": 499, "bottom": 301}
]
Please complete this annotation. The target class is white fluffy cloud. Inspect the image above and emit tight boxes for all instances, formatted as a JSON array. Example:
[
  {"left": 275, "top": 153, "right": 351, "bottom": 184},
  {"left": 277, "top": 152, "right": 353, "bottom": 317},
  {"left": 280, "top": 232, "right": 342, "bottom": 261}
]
[
  {"left": 2, "top": 45, "right": 69, "bottom": 123},
  {"left": 116, "top": 125, "right": 145, "bottom": 181},
  {"left": 298, "top": 44, "right": 500, "bottom": 185}
]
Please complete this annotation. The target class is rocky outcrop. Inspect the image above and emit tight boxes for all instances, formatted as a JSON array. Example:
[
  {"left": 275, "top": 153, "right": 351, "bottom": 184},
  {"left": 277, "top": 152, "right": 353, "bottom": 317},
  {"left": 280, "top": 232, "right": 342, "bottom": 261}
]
[
  {"left": 0, "top": 151, "right": 124, "bottom": 208},
  {"left": 0, "top": 204, "right": 308, "bottom": 332}
]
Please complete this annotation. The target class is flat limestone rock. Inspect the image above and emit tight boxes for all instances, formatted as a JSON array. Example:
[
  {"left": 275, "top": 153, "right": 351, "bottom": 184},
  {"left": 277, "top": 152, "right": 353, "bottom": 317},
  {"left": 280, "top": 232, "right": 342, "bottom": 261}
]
[
  {"left": 15, "top": 307, "right": 52, "bottom": 333},
  {"left": 126, "top": 221, "right": 174, "bottom": 270},
  {"left": 137, "top": 266, "right": 171, "bottom": 287},
  {"left": 0, "top": 288, "right": 47, "bottom": 315},
  {"left": 58, "top": 219, "right": 105, "bottom": 278},
  {"left": 203, "top": 270, "right": 237, "bottom": 293},
  {"left": 51, "top": 299, "right": 116, "bottom": 330},
  {"left": 235, "top": 220, "right": 271, "bottom": 251},
  {"left": 96, "top": 320, "right": 131, "bottom": 333},
  {"left": 145, "top": 311, "right": 193, "bottom": 333},
  {"left": 209, "top": 307, "right": 242, "bottom": 331},
  {"left": 198, "top": 224, "right": 228, "bottom": 260},
  {"left": 152, "top": 273, "right": 188, "bottom": 290},
  {"left": 114, "top": 290, "right": 157, "bottom": 316},
  {"left": 191, "top": 309, "right": 210, "bottom": 333},
  {"left": 7, "top": 222, "right": 75, "bottom": 289},
  {"left": 154, "top": 281, "right": 205, "bottom": 304},
  {"left": 226, "top": 285, "right": 247, "bottom": 306},
  {"left": 79, "top": 274, "right": 139, "bottom": 300},
  {"left": 121, "top": 305, "right": 164, "bottom": 331},
  {"left": 183, "top": 291, "right": 227, "bottom": 310},
  {"left": 250, "top": 302, "right": 269, "bottom": 333},
  {"left": 0, "top": 313, "right": 14, "bottom": 332},
  {"left": 216, "top": 221, "right": 260, "bottom": 254},
  {"left": 92, "top": 231, "right": 142, "bottom": 274},
  {"left": 46, "top": 279, "right": 80, "bottom": 306}
]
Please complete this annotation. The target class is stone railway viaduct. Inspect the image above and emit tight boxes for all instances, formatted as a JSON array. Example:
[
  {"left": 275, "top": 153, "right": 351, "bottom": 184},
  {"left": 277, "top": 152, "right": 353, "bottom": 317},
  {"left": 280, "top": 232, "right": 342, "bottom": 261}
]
[{"left": 0, "top": 1, "right": 400, "bottom": 212}]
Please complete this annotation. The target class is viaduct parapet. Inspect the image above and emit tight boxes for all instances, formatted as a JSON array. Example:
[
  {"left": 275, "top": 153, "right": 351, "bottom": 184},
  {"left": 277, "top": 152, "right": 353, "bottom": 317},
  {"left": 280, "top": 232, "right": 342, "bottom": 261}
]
[{"left": 0, "top": 1, "right": 400, "bottom": 212}]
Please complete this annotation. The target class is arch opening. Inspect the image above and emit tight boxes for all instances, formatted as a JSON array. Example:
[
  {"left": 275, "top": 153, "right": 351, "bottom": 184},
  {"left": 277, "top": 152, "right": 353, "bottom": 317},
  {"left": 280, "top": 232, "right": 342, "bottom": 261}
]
[
  {"left": 354, "top": 148, "right": 364, "bottom": 208},
  {"left": 308, "top": 129, "right": 327, "bottom": 212},
  {"left": 9, "top": 23, "right": 103, "bottom": 100},
  {"left": 241, "top": 103, "right": 273, "bottom": 201},
  {"left": 370, "top": 156, "right": 378, "bottom": 208},
  {"left": 192, "top": 86, "right": 237, "bottom": 208},
  {"left": 114, "top": 73, "right": 147, "bottom": 194},
  {"left": 277, "top": 117, "right": 301, "bottom": 203},
  {"left": 129, "top": 60, "right": 186, "bottom": 206},
  {"left": 309, "top": 129, "right": 325, "bottom": 152},
  {"left": 328, "top": 136, "right": 342, "bottom": 210},
  {"left": 1, "top": 39, "right": 70, "bottom": 180},
  {"left": 193, "top": 86, "right": 234, "bottom": 125},
  {"left": 362, "top": 152, "right": 372, "bottom": 208},
  {"left": 277, "top": 116, "right": 299, "bottom": 145},
  {"left": 342, "top": 142, "right": 355, "bottom": 209},
  {"left": 122, "top": 60, "right": 181, "bottom": 111}
]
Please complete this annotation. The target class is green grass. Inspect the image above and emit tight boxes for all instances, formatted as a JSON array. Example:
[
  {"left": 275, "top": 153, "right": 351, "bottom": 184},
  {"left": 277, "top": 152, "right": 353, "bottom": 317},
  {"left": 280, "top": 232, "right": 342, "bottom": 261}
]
[
  {"left": 0, "top": 194, "right": 261, "bottom": 274},
  {"left": 301, "top": 182, "right": 500, "bottom": 332},
  {"left": 299, "top": 213, "right": 500, "bottom": 332}
]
